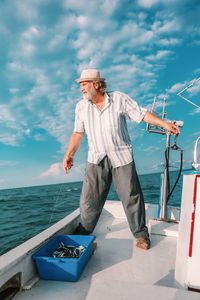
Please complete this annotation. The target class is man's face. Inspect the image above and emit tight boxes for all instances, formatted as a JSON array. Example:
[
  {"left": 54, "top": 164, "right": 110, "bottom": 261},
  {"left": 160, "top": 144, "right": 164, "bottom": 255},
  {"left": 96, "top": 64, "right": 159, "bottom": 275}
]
[{"left": 80, "top": 81, "right": 98, "bottom": 100}]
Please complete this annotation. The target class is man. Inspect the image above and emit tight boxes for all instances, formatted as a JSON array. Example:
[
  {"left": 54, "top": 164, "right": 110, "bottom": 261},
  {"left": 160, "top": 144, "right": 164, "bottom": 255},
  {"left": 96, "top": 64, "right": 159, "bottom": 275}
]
[{"left": 63, "top": 69, "right": 180, "bottom": 250}]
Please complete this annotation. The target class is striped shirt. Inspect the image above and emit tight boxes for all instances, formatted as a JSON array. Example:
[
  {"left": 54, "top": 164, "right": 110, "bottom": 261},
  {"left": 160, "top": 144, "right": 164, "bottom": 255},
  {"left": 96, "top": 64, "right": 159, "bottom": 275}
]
[{"left": 74, "top": 91, "right": 147, "bottom": 168}]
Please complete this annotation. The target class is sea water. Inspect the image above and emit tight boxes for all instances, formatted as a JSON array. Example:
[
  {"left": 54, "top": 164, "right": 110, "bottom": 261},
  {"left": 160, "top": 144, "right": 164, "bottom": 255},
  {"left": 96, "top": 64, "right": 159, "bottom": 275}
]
[{"left": 0, "top": 172, "right": 182, "bottom": 255}]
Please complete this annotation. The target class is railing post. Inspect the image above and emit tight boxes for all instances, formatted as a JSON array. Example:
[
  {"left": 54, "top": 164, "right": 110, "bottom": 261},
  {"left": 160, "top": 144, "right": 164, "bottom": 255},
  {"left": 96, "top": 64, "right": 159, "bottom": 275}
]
[{"left": 160, "top": 132, "right": 171, "bottom": 220}]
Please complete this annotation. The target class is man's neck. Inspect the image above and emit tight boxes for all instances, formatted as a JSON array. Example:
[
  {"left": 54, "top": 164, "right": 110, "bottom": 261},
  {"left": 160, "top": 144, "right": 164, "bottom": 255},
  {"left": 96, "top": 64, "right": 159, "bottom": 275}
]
[{"left": 92, "top": 92, "right": 105, "bottom": 104}]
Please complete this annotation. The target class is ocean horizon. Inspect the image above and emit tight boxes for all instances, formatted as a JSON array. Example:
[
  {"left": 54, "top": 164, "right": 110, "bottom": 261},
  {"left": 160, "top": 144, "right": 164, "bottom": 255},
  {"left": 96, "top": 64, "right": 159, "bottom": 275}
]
[
  {"left": 0, "top": 171, "right": 182, "bottom": 255},
  {"left": 0, "top": 169, "right": 182, "bottom": 191}
]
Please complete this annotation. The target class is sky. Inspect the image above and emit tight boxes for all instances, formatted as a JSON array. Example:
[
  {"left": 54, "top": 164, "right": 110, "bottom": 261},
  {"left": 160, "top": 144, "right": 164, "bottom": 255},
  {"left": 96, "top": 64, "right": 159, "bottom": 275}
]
[{"left": 0, "top": 0, "right": 200, "bottom": 189}]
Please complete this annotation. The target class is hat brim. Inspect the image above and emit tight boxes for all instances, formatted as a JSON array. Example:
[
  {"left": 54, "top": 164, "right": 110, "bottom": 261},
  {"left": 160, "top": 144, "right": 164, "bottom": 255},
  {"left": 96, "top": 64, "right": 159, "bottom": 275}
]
[{"left": 75, "top": 77, "right": 105, "bottom": 83}]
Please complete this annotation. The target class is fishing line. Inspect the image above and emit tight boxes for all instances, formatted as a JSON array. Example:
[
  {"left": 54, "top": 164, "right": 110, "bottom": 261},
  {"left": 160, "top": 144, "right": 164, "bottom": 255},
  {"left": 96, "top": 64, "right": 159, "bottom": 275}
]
[
  {"left": 47, "top": 182, "right": 67, "bottom": 228},
  {"left": 2, "top": 181, "right": 69, "bottom": 254},
  {"left": 15, "top": 182, "right": 67, "bottom": 248},
  {"left": 16, "top": 182, "right": 65, "bottom": 244}
]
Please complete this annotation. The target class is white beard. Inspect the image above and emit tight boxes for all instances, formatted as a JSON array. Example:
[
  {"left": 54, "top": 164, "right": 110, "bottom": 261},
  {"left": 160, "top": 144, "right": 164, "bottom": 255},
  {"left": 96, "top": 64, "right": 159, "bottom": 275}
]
[{"left": 83, "top": 85, "right": 97, "bottom": 100}]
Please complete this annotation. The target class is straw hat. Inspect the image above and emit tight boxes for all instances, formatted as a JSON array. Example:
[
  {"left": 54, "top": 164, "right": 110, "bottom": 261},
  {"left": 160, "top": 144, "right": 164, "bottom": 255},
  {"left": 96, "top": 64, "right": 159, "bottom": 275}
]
[{"left": 75, "top": 69, "right": 105, "bottom": 83}]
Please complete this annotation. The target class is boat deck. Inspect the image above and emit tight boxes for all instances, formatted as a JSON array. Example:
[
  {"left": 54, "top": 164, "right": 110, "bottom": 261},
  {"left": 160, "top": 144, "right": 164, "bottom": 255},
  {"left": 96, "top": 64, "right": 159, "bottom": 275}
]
[{"left": 14, "top": 202, "right": 200, "bottom": 300}]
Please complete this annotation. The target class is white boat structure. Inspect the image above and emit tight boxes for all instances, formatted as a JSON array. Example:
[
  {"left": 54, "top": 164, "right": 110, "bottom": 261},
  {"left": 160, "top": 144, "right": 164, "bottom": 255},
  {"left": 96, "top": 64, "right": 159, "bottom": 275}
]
[
  {"left": 0, "top": 177, "right": 200, "bottom": 300},
  {"left": 0, "top": 167, "right": 200, "bottom": 300},
  {"left": 1, "top": 96, "right": 200, "bottom": 300}
]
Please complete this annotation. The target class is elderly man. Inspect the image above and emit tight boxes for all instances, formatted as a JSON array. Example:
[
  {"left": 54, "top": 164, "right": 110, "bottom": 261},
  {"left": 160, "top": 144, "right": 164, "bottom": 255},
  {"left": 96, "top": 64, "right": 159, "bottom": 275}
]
[{"left": 63, "top": 69, "right": 180, "bottom": 250}]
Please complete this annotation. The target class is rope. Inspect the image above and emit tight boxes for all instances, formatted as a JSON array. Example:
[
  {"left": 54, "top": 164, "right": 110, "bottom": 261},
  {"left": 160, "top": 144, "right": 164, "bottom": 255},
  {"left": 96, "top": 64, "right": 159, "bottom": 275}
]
[{"left": 167, "top": 149, "right": 183, "bottom": 203}]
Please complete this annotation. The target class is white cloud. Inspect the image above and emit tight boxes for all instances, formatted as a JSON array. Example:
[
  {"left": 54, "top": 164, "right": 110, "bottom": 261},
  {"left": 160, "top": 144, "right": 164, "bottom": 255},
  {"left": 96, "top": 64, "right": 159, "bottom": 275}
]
[
  {"left": 0, "top": 104, "right": 24, "bottom": 146},
  {"left": 22, "top": 43, "right": 36, "bottom": 56},
  {"left": 15, "top": 1, "right": 38, "bottom": 21},
  {"left": 119, "top": 22, "right": 154, "bottom": 47},
  {"left": 63, "top": 0, "right": 117, "bottom": 16},
  {"left": 63, "top": 0, "right": 87, "bottom": 11},
  {"left": 48, "top": 33, "right": 66, "bottom": 51},
  {"left": 39, "top": 162, "right": 85, "bottom": 182},
  {"left": 3, "top": 1, "right": 183, "bottom": 149},
  {"left": 47, "top": 14, "right": 77, "bottom": 51},
  {"left": 189, "top": 107, "right": 200, "bottom": 115},
  {"left": 9, "top": 88, "right": 20, "bottom": 94},
  {"left": 168, "top": 82, "right": 186, "bottom": 94},
  {"left": 137, "top": 0, "right": 159, "bottom": 8},
  {"left": 0, "top": 160, "right": 19, "bottom": 167},
  {"left": 26, "top": 73, "right": 53, "bottom": 102},
  {"left": 22, "top": 26, "right": 40, "bottom": 40},
  {"left": 76, "top": 38, "right": 99, "bottom": 60},
  {"left": 0, "top": 132, "right": 19, "bottom": 146},
  {"left": 68, "top": 10, "right": 182, "bottom": 100},
  {"left": 137, "top": 0, "right": 193, "bottom": 10},
  {"left": 157, "top": 19, "right": 180, "bottom": 33},
  {"left": 147, "top": 50, "right": 173, "bottom": 61},
  {"left": 0, "top": 104, "right": 15, "bottom": 122},
  {"left": 168, "top": 78, "right": 200, "bottom": 109},
  {"left": 40, "top": 162, "right": 63, "bottom": 178},
  {"left": 187, "top": 81, "right": 200, "bottom": 96},
  {"left": 159, "top": 37, "right": 181, "bottom": 46},
  {"left": 101, "top": 0, "right": 120, "bottom": 15},
  {"left": 7, "top": 61, "right": 36, "bottom": 80},
  {"left": 4, "top": 58, "right": 77, "bottom": 149},
  {"left": 1, "top": 0, "right": 199, "bottom": 188},
  {"left": 76, "top": 15, "right": 89, "bottom": 28},
  {"left": 33, "top": 133, "right": 46, "bottom": 142}
]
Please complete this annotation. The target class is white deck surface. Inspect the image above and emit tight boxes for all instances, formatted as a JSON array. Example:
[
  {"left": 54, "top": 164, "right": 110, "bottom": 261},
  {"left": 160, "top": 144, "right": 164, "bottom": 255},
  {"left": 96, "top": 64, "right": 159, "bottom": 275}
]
[{"left": 14, "top": 202, "right": 200, "bottom": 300}]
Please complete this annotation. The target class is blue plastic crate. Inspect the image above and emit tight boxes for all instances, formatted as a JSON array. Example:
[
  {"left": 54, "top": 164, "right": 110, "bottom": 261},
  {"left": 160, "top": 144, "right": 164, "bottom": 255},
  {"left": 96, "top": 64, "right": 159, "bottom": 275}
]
[{"left": 32, "top": 235, "right": 96, "bottom": 282}]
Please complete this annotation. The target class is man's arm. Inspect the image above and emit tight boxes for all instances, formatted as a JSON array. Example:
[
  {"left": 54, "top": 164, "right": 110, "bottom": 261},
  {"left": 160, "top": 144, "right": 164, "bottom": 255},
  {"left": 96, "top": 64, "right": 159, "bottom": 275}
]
[
  {"left": 143, "top": 111, "right": 180, "bottom": 135},
  {"left": 63, "top": 132, "right": 84, "bottom": 173}
]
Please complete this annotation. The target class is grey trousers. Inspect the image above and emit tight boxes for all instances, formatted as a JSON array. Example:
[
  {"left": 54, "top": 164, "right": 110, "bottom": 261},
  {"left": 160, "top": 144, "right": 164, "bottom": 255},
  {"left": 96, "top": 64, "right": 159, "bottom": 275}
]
[{"left": 80, "top": 156, "right": 148, "bottom": 238}]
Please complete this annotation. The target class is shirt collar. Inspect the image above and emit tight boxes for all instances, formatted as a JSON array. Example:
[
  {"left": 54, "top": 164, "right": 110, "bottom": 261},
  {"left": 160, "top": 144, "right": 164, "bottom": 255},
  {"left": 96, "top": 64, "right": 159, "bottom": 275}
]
[
  {"left": 105, "top": 92, "right": 112, "bottom": 104},
  {"left": 88, "top": 92, "right": 110, "bottom": 105}
]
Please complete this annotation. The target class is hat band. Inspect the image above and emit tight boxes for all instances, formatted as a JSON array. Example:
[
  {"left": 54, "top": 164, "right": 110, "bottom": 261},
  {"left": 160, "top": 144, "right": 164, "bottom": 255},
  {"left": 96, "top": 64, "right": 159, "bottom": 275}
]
[{"left": 76, "top": 77, "right": 105, "bottom": 83}]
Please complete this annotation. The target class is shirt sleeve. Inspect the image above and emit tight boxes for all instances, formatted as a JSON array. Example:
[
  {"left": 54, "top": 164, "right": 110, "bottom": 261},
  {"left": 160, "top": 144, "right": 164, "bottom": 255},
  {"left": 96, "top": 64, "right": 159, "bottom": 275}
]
[
  {"left": 73, "top": 103, "right": 85, "bottom": 132},
  {"left": 124, "top": 94, "right": 147, "bottom": 123}
]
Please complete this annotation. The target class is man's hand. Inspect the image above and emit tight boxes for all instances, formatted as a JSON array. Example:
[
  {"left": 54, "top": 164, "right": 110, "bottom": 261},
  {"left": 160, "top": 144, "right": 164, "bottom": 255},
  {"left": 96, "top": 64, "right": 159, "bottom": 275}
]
[
  {"left": 63, "top": 155, "right": 74, "bottom": 173},
  {"left": 62, "top": 132, "right": 84, "bottom": 174},
  {"left": 143, "top": 112, "right": 180, "bottom": 135},
  {"left": 165, "top": 122, "right": 180, "bottom": 135}
]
